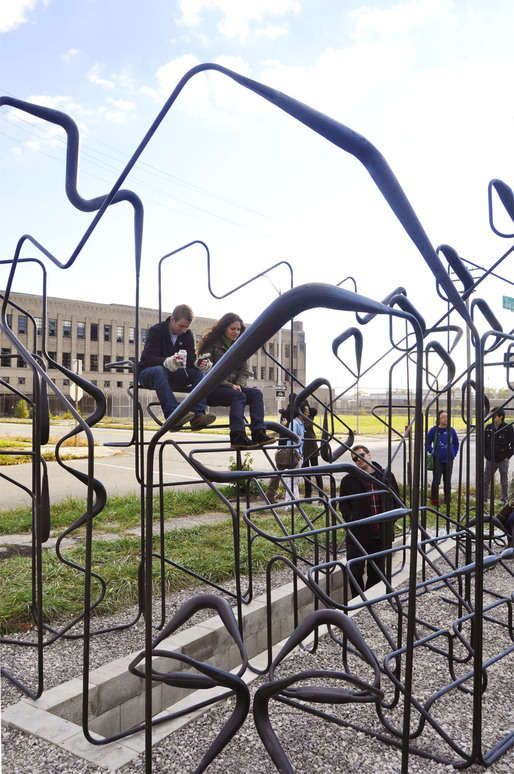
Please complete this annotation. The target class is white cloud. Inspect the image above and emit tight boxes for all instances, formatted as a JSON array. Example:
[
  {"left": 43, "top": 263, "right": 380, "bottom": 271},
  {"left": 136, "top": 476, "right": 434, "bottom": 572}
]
[
  {"left": 177, "top": 0, "right": 300, "bottom": 40},
  {"left": 149, "top": 53, "right": 256, "bottom": 124},
  {"left": 154, "top": 53, "right": 201, "bottom": 98},
  {"left": 62, "top": 47, "right": 79, "bottom": 63},
  {"left": 349, "top": 0, "right": 454, "bottom": 41},
  {"left": 255, "top": 24, "right": 288, "bottom": 39},
  {"left": 106, "top": 97, "right": 136, "bottom": 111},
  {"left": 0, "top": 0, "right": 38, "bottom": 33},
  {"left": 87, "top": 63, "right": 115, "bottom": 89},
  {"left": 102, "top": 97, "right": 136, "bottom": 124}
]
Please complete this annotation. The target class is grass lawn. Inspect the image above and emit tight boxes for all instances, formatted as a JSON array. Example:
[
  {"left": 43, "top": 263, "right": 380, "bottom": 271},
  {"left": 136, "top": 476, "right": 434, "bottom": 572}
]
[{"left": 0, "top": 510, "right": 314, "bottom": 632}]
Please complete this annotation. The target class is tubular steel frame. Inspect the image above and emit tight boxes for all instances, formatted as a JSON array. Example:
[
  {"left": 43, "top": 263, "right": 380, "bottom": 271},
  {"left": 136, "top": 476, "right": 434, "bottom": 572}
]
[{"left": 1, "top": 64, "right": 513, "bottom": 773}]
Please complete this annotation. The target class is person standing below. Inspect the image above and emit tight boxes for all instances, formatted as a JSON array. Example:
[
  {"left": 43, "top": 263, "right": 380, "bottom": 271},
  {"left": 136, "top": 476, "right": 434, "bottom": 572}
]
[
  {"left": 137, "top": 304, "right": 216, "bottom": 430},
  {"left": 339, "top": 445, "right": 399, "bottom": 597},
  {"left": 426, "top": 410, "right": 459, "bottom": 506},
  {"left": 197, "top": 313, "right": 273, "bottom": 449},
  {"left": 299, "top": 401, "right": 324, "bottom": 498},
  {"left": 484, "top": 407, "right": 514, "bottom": 505}
]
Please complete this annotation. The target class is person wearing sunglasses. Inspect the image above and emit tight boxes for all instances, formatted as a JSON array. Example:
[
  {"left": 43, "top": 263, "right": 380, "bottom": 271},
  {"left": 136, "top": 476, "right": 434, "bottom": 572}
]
[{"left": 339, "top": 445, "right": 399, "bottom": 597}]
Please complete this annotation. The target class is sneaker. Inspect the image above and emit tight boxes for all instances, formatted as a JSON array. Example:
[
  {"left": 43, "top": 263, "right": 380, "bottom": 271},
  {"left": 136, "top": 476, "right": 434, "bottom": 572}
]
[
  {"left": 252, "top": 429, "right": 275, "bottom": 446},
  {"left": 190, "top": 412, "right": 216, "bottom": 431},
  {"left": 230, "top": 431, "right": 253, "bottom": 449},
  {"left": 167, "top": 411, "right": 195, "bottom": 430}
]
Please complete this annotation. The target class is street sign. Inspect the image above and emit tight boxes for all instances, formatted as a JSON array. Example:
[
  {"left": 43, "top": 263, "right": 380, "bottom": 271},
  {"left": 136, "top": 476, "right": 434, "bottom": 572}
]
[
  {"left": 70, "top": 359, "right": 84, "bottom": 403},
  {"left": 275, "top": 389, "right": 286, "bottom": 398},
  {"left": 503, "top": 295, "right": 514, "bottom": 311}
]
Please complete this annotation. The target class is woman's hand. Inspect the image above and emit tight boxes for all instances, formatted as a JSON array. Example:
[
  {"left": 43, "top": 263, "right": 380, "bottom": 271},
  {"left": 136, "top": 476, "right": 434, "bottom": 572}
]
[{"left": 232, "top": 383, "right": 242, "bottom": 391}]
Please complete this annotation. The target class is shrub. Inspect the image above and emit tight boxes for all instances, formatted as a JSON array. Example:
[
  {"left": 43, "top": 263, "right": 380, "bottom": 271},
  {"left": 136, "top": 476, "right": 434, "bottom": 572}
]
[{"left": 14, "top": 399, "right": 29, "bottom": 419}]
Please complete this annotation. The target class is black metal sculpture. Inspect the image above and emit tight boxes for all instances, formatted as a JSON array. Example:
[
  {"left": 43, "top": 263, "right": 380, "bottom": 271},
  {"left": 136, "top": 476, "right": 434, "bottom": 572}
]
[{"left": 1, "top": 63, "right": 513, "bottom": 773}]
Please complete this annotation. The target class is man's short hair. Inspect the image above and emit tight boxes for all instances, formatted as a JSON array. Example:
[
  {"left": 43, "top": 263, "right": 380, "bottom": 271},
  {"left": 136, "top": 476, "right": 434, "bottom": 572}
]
[
  {"left": 351, "top": 445, "right": 369, "bottom": 461},
  {"left": 492, "top": 407, "right": 505, "bottom": 420},
  {"left": 171, "top": 304, "right": 193, "bottom": 323}
]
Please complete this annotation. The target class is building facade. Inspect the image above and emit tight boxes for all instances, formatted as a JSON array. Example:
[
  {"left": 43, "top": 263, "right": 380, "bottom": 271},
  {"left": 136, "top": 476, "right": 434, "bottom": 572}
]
[{"left": 0, "top": 292, "right": 306, "bottom": 416}]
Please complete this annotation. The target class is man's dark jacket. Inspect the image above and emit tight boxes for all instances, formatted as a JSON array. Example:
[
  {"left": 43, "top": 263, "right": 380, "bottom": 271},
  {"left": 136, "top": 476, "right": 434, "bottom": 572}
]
[
  {"left": 339, "top": 462, "right": 400, "bottom": 547},
  {"left": 138, "top": 318, "right": 197, "bottom": 374},
  {"left": 484, "top": 420, "right": 514, "bottom": 462}
]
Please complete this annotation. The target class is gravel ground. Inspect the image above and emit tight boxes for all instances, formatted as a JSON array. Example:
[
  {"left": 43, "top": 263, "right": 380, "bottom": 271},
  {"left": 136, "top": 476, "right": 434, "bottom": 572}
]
[{"left": 2, "top": 556, "right": 513, "bottom": 773}]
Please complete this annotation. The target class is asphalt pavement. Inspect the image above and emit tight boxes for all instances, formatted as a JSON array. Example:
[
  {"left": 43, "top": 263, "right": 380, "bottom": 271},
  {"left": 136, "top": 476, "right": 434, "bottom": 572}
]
[{"left": 0, "top": 420, "right": 478, "bottom": 509}]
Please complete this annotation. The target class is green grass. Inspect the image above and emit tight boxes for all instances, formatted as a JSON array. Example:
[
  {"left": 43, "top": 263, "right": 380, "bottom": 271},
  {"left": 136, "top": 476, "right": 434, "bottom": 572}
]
[
  {"left": 0, "top": 513, "right": 312, "bottom": 632},
  {"left": 0, "top": 487, "right": 233, "bottom": 536}
]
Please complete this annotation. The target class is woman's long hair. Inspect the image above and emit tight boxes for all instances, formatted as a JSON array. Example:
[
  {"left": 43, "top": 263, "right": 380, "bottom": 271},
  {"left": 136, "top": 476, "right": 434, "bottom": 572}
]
[{"left": 198, "top": 313, "right": 245, "bottom": 354}]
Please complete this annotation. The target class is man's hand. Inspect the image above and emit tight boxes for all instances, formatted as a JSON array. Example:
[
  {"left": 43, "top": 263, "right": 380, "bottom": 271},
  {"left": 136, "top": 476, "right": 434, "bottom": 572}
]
[{"left": 163, "top": 354, "right": 182, "bottom": 372}]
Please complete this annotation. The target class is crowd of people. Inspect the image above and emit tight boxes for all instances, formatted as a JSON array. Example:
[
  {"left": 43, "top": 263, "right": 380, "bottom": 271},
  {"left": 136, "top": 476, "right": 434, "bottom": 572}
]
[{"left": 138, "top": 302, "right": 514, "bottom": 595}]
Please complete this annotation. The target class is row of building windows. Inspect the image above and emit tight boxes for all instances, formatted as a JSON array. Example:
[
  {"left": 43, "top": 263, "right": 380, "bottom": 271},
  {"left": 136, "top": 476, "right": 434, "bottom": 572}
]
[
  {"left": 7, "top": 314, "right": 140, "bottom": 344},
  {"left": 2, "top": 376, "right": 127, "bottom": 388},
  {"left": 1, "top": 348, "right": 297, "bottom": 381},
  {"left": 1, "top": 348, "right": 134, "bottom": 372}
]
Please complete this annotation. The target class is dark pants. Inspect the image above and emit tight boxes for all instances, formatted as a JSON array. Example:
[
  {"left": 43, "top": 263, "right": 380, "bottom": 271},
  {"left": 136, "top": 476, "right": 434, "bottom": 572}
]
[
  {"left": 346, "top": 535, "right": 385, "bottom": 597},
  {"left": 138, "top": 366, "right": 208, "bottom": 419},
  {"left": 207, "top": 385, "right": 265, "bottom": 433},
  {"left": 431, "top": 460, "right": 452, "bottom": 504},
  {"left": 302, "top": 452, "right": 324, "bottom": 498}
]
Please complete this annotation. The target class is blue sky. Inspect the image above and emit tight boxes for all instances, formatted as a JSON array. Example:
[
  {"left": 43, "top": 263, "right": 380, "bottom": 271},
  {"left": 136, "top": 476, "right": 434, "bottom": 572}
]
[{"left": 1, "top": 0, "right": 513, "bottom": 390}]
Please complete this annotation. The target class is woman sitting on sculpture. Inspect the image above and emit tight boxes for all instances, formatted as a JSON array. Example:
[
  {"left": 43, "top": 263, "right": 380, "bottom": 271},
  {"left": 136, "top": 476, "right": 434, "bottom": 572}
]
[{"left": 198, "top": 312, "right": 273, "bottom": 449}]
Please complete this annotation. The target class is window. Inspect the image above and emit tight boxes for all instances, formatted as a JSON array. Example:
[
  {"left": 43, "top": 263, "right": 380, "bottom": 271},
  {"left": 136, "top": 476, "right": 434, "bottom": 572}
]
[
  {"left": 3, "top": 376, "right": 9, "bottom": 384},
  {"left": 63, "top": 320, "right": 72, "bottom": 338},
  {"left": 18, "top": 315, "right": 27, "bottom": 334},
  {"left": 260, "top": 367, "right": 266, "bottom": 380},
  {"left": 103, "top": 380, "right": 111, "bottom": 387},
  {"left": 77, "top": 321, "right": 85, "bottom": 339},
  {"left": 63, "top": 378, "right": 69, "bottom": 386},
  {"left": 269, "top": 342, "right": 274, "bottom": 356},
  {"left": 116, "top": 325, "right": 124, "bottom": 343},
  {"left": 17, "top": 356, "right": 27, "bottom": 368},
  {"left": 62, "top": 352, "right": 71, "bottom": 369},
  {"left": 116, "top": 380, "right": 123, "bottom": 388},
  {"left": 6, "top": 313, "right": 12, "bottom": 327},
  {"left": 90, "top": 354, "right": 98, "bottom": 372},
  {"left": 141, "top": 328, "right": 148, "bottom": 343},
  {"left": 104, "top": 325, "right": 111, "bottom": 342},
  {"left": 91, "top": 379, "right": 97, "bottom": 386},
  {"left": 268, "top": 367, "right": 274, "bottom": 381},
  {"left": 48, "top": 352, "right": 57, "bottom": 368},
  {"left": 116, "top": 358, "right": 124, "bottom": 373},
  {"left": 252, "top": 366, "right": 257, "bottom": 379},
  {"left": 48, "top": 319, "right": 57, "bottom": 337},
  {"left": 293, "top": 345, "right": 298, "bottom": 358},
  {"left": 90, "top": 322, "right": 98, "bottom": 341},
  {"left": 18, "top": 377, "right": 26, "bottom": 385},
  {"left": 1, "top": 347, "right": 11, "bottom": 367},
  {"left": 34, "top": 317, "right": 43, "bottom": 335},
  {"left": 76, "top": 354, "right": 84, "bottom": 369},
  {"left": 284, "top": 344, "right": 290, "bottom": 358},
  {"left": 292, "top": 369, "right": 297, "bottom": 378},
  {"left": 128, "top": 327, "right": 135, "bottom": 344},
  {"left": 103, "top": 355, "right": 111, "bottom": 372}
]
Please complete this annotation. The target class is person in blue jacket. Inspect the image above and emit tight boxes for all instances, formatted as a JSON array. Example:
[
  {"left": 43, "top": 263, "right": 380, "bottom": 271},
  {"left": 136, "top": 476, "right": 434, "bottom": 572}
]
[{"left": 426, "top": 409, "right": 459, "bottom": 506}]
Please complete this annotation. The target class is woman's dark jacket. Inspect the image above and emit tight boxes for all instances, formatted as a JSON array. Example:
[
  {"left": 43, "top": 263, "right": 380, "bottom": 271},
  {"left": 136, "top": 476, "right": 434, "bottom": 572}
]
[
  {"left": 200, "top": 335, "right": 251, "bottom": 388},
  {"left": 302, "top": 408, "right": 318, "bottom": 462}
]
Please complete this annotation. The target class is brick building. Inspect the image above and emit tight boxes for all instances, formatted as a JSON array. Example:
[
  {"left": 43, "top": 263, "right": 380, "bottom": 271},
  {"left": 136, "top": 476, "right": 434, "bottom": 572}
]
[{"left": 0, "top": 292, "right": 306, "bottom": 416}]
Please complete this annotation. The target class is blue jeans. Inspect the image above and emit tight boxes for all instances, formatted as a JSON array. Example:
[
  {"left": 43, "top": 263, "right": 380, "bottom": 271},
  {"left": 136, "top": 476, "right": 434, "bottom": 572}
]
[
  {"left": 207, "top": 385, "right": 264, "bottom": 433},
  {"left": 138, "top": 366, "right": 208, "bottom": 419},
  {"left": 431, "top": 460, "right": 453, "bottom": 504},
  {"left": 484, "top": 458, "right": 510, "bottom": 502}
]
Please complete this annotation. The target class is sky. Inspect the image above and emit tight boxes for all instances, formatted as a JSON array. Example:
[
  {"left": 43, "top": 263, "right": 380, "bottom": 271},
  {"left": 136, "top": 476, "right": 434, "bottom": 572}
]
[{"left": 1, "top": 0, "right": 513, "bottom": 394}]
